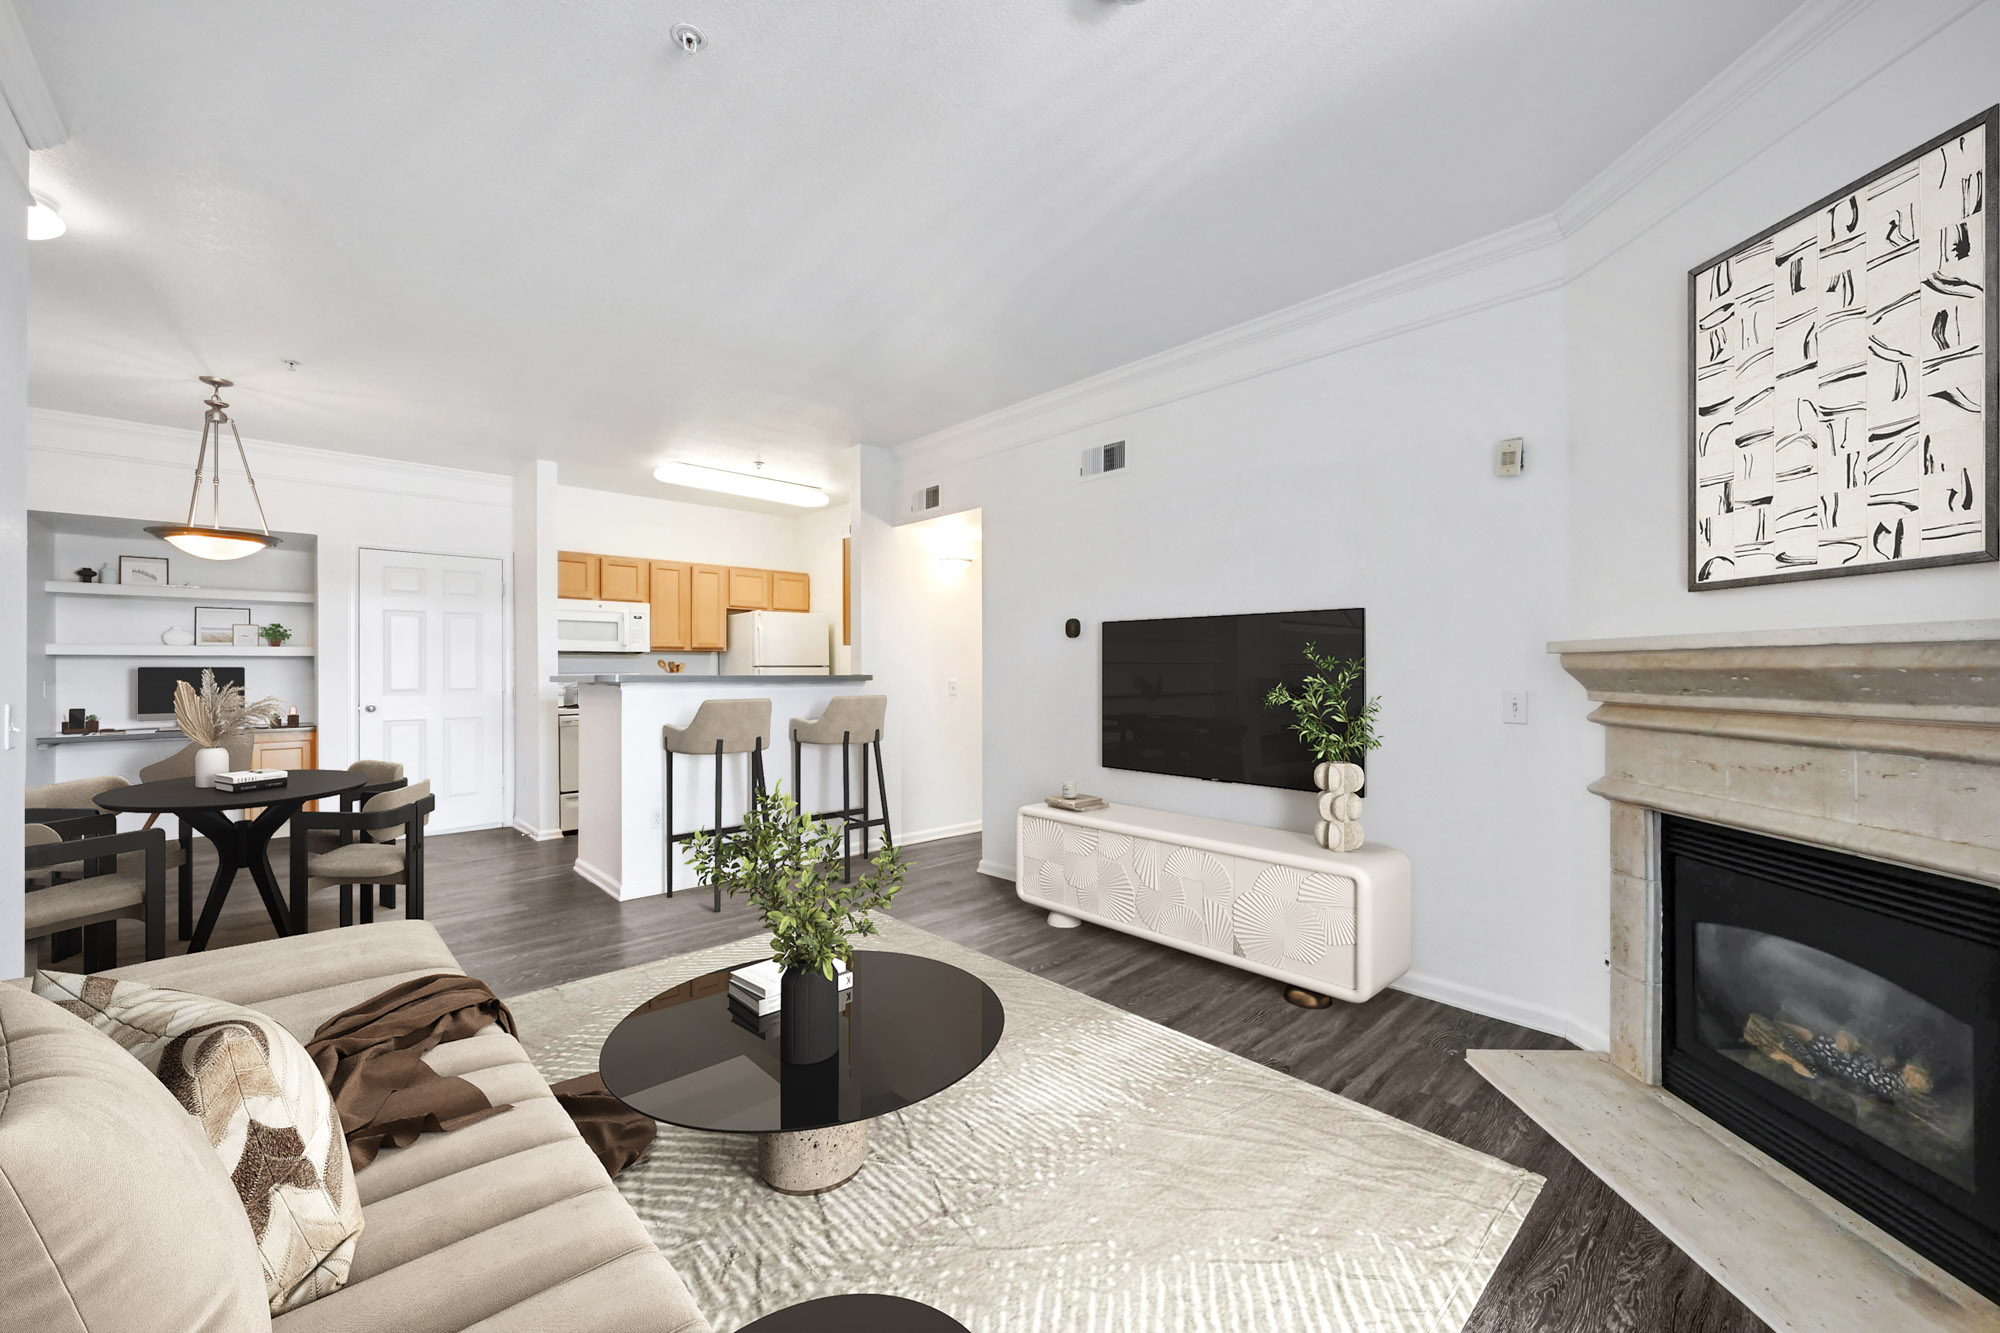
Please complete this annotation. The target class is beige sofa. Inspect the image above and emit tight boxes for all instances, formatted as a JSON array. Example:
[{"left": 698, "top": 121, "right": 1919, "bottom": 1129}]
[{"left": 0, "top": 920, "right": 711, "bottom": 1333}]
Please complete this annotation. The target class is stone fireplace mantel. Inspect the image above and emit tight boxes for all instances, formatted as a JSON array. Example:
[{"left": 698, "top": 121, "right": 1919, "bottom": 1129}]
[{"left": 1461, "top": 620, "right": 2000, "bottom": 1331}]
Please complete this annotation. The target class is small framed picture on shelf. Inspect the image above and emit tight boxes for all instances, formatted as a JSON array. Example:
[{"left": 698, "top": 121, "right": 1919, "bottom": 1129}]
[
  {"left": 118, "top": 555, "right": 169, "bottom": 587},
  {"left": 194, "top": 606, "right": 252, "bottom": 645},
  {"left": 230, "top": 624, "right": 259, "bottom": 648}
]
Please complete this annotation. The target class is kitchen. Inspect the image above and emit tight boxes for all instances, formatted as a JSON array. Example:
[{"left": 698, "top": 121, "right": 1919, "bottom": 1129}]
[{"left": 549, "top": 484, "right": 855, "bottom": 857}]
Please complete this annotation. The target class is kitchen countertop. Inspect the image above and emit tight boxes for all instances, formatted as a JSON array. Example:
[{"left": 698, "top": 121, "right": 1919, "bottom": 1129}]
[{"left": 552, "top": 674, "right": 874, "bottom": 685}]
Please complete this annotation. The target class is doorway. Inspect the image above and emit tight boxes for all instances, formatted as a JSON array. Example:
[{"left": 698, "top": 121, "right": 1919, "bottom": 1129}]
[{"left": 355, "top": 548, "right": 507, "bottom": 832}]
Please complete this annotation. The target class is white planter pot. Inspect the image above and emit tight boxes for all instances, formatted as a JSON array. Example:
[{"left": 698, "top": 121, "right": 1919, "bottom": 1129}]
[{"left": 193, "top": 747, "right": 231, "bottom": 789}]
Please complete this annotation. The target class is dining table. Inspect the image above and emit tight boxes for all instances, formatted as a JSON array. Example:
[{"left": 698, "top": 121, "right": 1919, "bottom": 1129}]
[{"left": 94, "top": 770, "right": 368, "bottom": 952}]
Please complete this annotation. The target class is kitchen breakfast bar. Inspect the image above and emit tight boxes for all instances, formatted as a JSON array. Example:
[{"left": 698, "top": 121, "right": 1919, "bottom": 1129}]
[{"left": 556, "top": 673, "right": 877, "bottom": 901}]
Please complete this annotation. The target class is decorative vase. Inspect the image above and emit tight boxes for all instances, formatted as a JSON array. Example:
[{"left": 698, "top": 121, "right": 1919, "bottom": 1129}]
[
  {"left": 161, "top": 626, "right": 195, "bottom": 646},
  {"left": 780, "top": 967, "right": 839, "bottom": 1064},
  {"left": 193, "top": 746, "right": 231, "bottom": 789}
]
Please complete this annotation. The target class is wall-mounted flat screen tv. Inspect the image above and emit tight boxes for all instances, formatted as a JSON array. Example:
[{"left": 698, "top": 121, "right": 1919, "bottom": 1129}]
[
  {"left": 1101, "top": 608, "right": 1363, "bottom": 791},
  {"left": 136, "top": 666, "right": 245, "bottom": 717}
]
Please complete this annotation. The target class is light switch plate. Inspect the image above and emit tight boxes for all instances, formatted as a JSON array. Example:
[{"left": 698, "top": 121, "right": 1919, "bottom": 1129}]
[
  {"left": 1496, "top": 437, "right": 1525, "bottom": 476},
  {"left": 1502, "top": 690, "right": 1529, "bottom": 725}
]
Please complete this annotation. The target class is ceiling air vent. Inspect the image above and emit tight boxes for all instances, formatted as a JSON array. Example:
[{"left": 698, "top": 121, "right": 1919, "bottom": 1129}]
[
  {"left": 910, "top": 484, "right": 941, "bottom": 514},
  {"left": 1080, "top": 441, "right": 1127, "bottom": 480}
]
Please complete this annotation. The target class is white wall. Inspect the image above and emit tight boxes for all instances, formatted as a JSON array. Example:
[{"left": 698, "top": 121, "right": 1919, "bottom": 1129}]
[
  {"left": 26, "top": 410, "right": 516, "bottom": 804},
  {"left": 0, "top": 101, "right": 27, "bottom": 978},
  {"left": 513, "top": 460, "right": 560, "bottom": 837},
  {"left": 895, "top": 232, "right": 1589, "bottom": 1038},
  {"left": 795, "top": 498, "right": 854, "bottom": 674},
  {"left": 554, "top": 484, "right": 808, "bottom": 572},
  {"left": 852, "top": 509, "right": 982, "bottom": 843}
]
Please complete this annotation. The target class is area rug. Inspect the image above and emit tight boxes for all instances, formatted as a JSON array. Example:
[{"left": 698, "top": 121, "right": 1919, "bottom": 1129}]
[{"left": 507, "top": 916, "right": 1542, "bottom": 1333}]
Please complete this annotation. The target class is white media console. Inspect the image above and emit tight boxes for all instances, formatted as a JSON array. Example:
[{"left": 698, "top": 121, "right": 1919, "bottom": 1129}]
[{"left": 1016, "top": 802, "right": 1412, "bottom": 1003}]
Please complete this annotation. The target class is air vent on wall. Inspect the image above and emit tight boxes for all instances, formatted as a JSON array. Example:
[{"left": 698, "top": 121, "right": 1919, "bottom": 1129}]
[
  {"left": 1079, "top": 440, "right": 1127, "bottom": 480},
  {"left": 910, "top": 484, "right": 940, "bottom": 514}
]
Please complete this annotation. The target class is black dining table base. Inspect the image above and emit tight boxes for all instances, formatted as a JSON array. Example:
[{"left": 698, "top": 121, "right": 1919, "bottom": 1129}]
[{"left": 183, "top": 802, "right": 301, "bottom": 952}]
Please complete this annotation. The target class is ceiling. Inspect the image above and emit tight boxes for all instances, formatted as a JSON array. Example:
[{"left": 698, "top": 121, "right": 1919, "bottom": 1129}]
[{"left": 18, "top": 1, "right": 1800, "bottom": 503}]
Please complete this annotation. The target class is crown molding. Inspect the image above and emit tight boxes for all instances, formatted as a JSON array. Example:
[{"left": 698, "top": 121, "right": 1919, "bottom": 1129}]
[
  {"left": 0, "top": 0, "right": 63, "bottom": 150},
  {"left": 1555, "top": 0, "right": 1985, "bottom": 248},
  {"left": 27, "top": 407, "right": 514, "bottom": 508},
  {"left": 898, "top": 213, "right": 1564, "bottom": 475}
]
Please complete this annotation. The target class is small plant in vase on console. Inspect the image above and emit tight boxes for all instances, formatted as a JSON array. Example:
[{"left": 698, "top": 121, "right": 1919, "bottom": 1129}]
[
  {"left": 1264, "top": 641, "right": 1383, "bottom": 852},
  {"left": 686, "top": 787, "right": 905, "bottom": 1064}
]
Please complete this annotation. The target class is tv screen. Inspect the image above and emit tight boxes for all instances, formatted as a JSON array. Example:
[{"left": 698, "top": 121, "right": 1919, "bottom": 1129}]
[
  {"left": 137, "top": 666, "right": 245, "bottom": 717},
  {"left": 1101, "top": 608, "right": 1364, "bottom": 791}
]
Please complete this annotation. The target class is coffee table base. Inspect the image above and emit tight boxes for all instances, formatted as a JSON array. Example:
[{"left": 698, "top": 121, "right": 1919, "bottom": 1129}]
[{"left": 758, "top": 1122, "right": 868, "bottom": 1195}]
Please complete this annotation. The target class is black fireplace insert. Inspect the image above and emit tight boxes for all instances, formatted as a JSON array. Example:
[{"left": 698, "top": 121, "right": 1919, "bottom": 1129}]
[{"left": 1661, "top": 816, "right": 2000, "bottom": 1299}]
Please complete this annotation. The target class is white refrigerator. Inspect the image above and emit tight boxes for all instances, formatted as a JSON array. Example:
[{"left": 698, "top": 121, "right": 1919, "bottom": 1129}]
[{"left": 719, "top": 611, "right": 832, "bottom": 675}]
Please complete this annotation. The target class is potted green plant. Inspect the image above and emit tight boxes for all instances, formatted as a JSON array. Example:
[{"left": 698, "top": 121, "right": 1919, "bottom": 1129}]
[
  {"left": 1264, "top": 640, "right": 1384, "bottom": 781},
  {"left": 260, "top": 622, "right": 293, "bottom": 648},
  {"left": 686, "top": 787, "right": 905, "bottom": 1064}
]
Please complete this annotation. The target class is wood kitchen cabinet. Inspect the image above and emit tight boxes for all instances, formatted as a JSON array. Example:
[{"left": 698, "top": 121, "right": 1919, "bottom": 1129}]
[
  {"left": 689, "top": 564, "right": 729, "bottom": 650},
  {"left": 556, "top": 551, "right": 598, "bottom": 600},
  {"left": 598, "top": 555, "right": 649, "bottom": 603},
  {"left": 648, "top": 561, "right": 692, "bottom": 650},
  {"left": 247, "top": 728, "right": 317, "bottom": 819},
  {"left": 727, "top": 567, "right": 772, "bottom": 611},
  {"left": 771, "top": 570, "right": 810, "bottom": 612}
]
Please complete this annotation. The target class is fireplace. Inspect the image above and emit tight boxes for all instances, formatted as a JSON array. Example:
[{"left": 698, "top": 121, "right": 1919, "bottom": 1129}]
[{"left": 1661, "top": 815, "right": 2000, "bottom": 1298}]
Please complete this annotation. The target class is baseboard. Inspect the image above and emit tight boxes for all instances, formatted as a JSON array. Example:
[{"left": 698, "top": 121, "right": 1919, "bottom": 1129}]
[
  {"left": 510, "top": 819, "right": 564, "bottom": 842},
  {"left": 571, "top": 857, "right": 624, "bottom": 899},
  {"left": 896, "top": 820, "right": 981, "bottom": 847},
  {"left": 976, "top": 858, "right": 1016, "bottom": 882},
  {"left": 1389, "top": 970, "right": 1573, "bottom": 1043},
  {"left": 1565, "top": 1017, "right": 1610, "bottom": 1054}
]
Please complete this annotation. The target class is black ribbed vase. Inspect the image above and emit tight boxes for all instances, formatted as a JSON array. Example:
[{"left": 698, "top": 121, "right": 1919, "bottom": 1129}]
[{"left": 780, "top": 967, "right": 839, "bottom": 1064}]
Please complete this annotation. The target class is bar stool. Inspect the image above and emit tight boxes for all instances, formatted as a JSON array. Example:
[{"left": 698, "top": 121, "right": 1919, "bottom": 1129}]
[
  {"left": 664, "top": 698, "right": 771, "bottom": 911},
  {"left": 789, "top": 695, "right": 892, "bottom": 879}
]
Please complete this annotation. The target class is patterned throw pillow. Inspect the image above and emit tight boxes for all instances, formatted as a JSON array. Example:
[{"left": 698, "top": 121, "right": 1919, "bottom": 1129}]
[{"left": 35, "top": 971, "right": 364, "bottom": 1314}]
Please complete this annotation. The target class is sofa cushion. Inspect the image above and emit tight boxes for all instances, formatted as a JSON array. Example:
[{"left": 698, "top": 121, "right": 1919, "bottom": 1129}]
[
  {"left": 0, "top": 986, "right": 272, "bottom": 1333},
  {"left": 38, "top": 972, "right": 365, "bottom": 1314}
]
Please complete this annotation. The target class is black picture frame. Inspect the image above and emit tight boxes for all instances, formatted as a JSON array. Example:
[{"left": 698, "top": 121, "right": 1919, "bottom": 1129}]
[
  {"left": 1686, "top": 105, "right": 1999, "bottom": 591},
  {"left": 117, "top": 554, "right": 170, "bottom": 587}
]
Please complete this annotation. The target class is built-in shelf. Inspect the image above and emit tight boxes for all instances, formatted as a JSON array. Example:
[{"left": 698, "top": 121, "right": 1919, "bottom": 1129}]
[
  {"left": 42, "top": 581, "right": 315, "bottom": 604},
  {"left": 41, "top": 645, "right": 316, "bottom": 658}
]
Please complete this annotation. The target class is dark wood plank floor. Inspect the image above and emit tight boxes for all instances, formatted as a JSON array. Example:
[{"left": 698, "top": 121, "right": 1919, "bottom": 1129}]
[{"left": 55, "top": 826, "right": 1766, "bottom": 1333}]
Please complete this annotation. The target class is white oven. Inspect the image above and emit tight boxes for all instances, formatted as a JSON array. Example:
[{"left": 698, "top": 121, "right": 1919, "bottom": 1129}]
[{"left": 555, "top": 599, "right": 651, "bottom": 654}]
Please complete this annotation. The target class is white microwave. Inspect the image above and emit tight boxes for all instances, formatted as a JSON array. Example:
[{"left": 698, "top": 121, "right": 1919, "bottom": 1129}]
[{"left": 555, "top": 599, "right": 651, "bottom": 654}]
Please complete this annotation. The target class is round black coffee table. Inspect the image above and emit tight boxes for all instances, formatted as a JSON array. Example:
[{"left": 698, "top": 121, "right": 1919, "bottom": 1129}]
[
  {"left": 740, "top": 1294, "right": 969, "bottom": 1332},
  {"left": 96, "top": 771, "right": 367, "bottom": 952},
  {"left": 599, "top": 951, "right": 1003, "bottom": 1194}
]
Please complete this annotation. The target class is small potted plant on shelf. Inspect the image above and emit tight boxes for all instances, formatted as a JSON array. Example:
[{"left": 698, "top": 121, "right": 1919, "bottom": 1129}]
[
  {"left": 260, "top": 622, "right": 293, "bottom": 649},
  {"left": 686, "top": 787, "right": 905, "bottom": 1064},
  {"left": 1264, "top": 642, "right": 1384, "bottom": 850},
  {"left": 173, "top": 669, "right": 286, "bottom": 788}
]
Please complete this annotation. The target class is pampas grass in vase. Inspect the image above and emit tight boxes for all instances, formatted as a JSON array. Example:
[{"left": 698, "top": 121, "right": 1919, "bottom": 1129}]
[{"left": 173, "top": 669, "right": 286, "bottom": 788}]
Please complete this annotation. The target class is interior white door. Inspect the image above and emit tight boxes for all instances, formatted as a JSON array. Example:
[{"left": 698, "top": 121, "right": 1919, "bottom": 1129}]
[{"left": 356, "top": 549, "right": 507, "bottom": 833}]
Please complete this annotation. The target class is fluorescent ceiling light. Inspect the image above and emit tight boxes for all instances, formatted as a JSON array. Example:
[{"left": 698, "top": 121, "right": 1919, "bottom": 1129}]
[
  {"left": 26, "top": 195, "right": 64, "bottom": 240},
  {"left": 652, "top": 461, "right": 829, "bottom": 508}
]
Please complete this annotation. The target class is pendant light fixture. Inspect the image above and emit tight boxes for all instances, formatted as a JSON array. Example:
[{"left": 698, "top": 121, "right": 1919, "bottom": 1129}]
[{"left": 145, "top": 376, "right": 281, "bottom": 560}]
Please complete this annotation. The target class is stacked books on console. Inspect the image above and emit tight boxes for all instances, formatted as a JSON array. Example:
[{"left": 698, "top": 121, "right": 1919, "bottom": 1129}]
[
  {"left": 211, "top": 769, "right": 288, "bottom": 793},
  {"left": 1044, "top": 792, "right": 1107, "bottom": 812},
  {"left": 727, "top": 958, "right": 852, "bottom": 1018}
]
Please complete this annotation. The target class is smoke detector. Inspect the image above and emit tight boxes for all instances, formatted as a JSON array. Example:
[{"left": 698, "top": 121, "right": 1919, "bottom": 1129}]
[{"left": 671, "top": 23, "right": 705, "bottom": 54}]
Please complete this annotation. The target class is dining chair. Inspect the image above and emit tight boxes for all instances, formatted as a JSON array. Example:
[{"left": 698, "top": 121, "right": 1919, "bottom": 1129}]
[
  {"left": 25, "top": 824, "right": 168, "bottom": 969},
  {"left": 138, "top": 738, "right": 254, "bottom": 940},
  {"left": 307, "top": 760, "right": 408, "bottom": 909},
  {"left": 287, "top": 781, "right": 434, "bottom": 932}
]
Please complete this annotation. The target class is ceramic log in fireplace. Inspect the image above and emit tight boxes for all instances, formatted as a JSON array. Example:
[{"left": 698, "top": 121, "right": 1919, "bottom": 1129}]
[{"left": 1661, "top": 816, "right": 2000, "bottom": 1298}]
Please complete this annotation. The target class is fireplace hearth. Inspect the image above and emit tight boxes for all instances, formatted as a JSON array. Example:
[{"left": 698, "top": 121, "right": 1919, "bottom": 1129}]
[{"left": 1662, "top": 816, "right": 2000, "bottom": 1297}]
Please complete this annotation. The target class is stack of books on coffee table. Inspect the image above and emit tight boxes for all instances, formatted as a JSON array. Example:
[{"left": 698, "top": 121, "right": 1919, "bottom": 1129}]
[
  {"left": 728, "top": 959, "right": 852, "bottom": 1019},
  {"left": 1044, "top": 792, "right": 1107, "bottom": 812}
]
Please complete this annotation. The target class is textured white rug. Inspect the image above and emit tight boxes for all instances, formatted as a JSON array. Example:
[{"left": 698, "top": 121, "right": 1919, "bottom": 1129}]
[{"left": 508, "top": 916, "right": 1542, "bottom": 1333}]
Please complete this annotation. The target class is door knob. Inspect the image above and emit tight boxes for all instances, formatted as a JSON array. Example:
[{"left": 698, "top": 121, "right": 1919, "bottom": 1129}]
[{"left": 363, "top": 704, "right": 377, "bottom": 712}]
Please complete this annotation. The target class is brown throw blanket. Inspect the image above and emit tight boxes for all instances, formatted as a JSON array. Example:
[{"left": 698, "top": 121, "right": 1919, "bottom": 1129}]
[{"left": 306, "top": 973, "right": 655, "bottom": 1176}]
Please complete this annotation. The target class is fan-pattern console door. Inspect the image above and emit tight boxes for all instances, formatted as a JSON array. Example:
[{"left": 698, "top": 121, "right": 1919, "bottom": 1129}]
[{"left": 356, "top": 549, "right": 507, "bottom": 832}]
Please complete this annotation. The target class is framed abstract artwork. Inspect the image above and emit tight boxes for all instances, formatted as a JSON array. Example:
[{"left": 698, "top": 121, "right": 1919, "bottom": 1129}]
[{"left": 1688, "top": 106, "right": 1997, "bottom": 590}]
